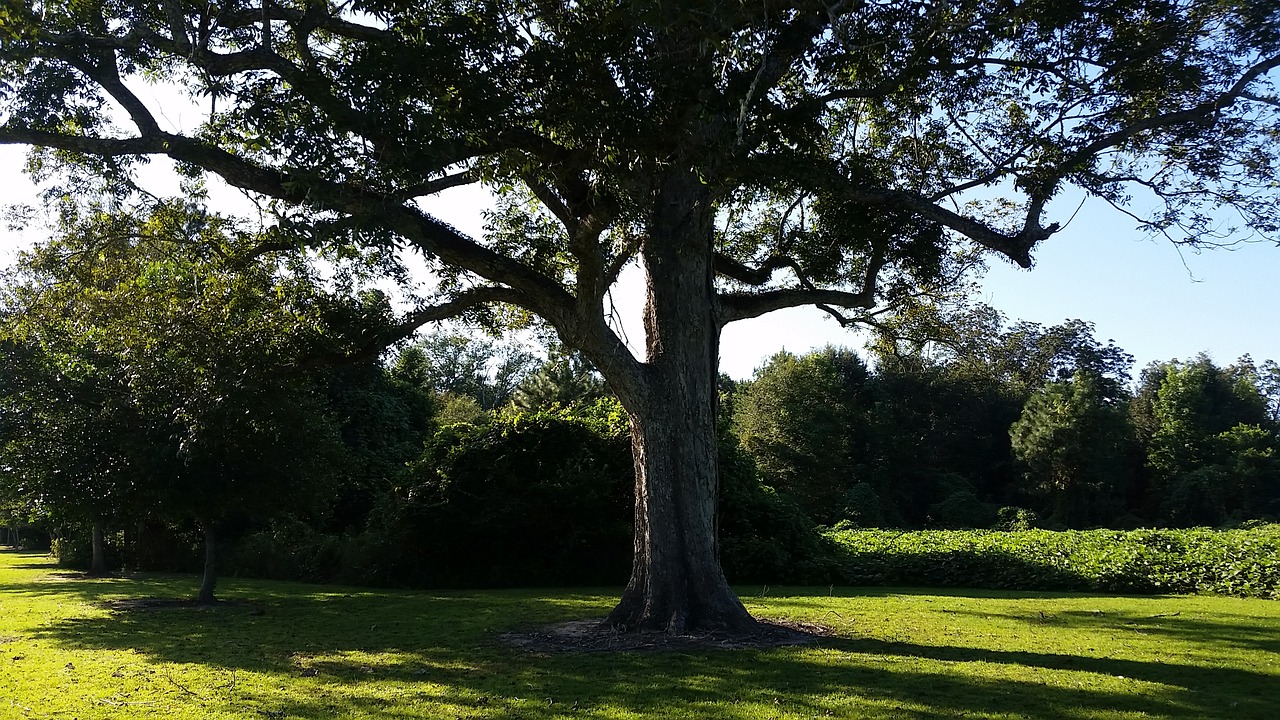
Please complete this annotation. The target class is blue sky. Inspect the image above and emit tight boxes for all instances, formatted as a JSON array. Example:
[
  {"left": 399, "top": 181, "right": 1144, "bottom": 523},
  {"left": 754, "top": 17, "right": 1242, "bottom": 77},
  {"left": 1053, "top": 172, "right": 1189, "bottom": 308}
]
[
  {"left": 982, "top": 205, "right": 1280, "bottom": 375},
  {"left": 712, "top": 196, "right": 1280, "bottom": 380},
  {"left": 3, "top": 146, "right": 1278, "bottom": 382}
]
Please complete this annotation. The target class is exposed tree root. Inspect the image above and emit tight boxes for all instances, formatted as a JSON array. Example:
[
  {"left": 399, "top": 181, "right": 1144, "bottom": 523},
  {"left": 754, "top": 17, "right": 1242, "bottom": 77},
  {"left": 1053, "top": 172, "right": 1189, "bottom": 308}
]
[{"left": 500, "top": 618, "right": 835, "bottom": 654}]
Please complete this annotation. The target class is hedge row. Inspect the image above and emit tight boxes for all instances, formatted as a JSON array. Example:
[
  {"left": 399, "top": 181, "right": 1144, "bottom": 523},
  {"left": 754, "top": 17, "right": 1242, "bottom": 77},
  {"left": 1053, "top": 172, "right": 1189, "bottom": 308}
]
[{"left": 826, "top": 526, "right": 1280, "bottom": 598}]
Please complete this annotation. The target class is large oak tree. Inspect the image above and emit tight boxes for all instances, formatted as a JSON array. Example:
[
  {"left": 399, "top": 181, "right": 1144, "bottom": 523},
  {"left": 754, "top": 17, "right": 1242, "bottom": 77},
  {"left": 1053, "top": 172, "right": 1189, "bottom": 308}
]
[{"left": 2, "top": 0, "right": 1278, "bottom": 633}]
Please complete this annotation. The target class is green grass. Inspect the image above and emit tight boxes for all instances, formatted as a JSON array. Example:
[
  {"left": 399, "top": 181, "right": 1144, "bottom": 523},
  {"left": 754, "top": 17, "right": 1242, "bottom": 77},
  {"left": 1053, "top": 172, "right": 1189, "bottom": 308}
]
[{"left": 1, "top": 549, "right": 1278, "bottom": 719}]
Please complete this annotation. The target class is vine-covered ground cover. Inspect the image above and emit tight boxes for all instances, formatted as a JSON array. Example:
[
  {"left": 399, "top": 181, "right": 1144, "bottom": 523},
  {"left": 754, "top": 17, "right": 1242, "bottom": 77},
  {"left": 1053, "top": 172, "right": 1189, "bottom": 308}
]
[
  {"left": 2, "top": 549, "right": 1279, "bottom": 719},
  {"left": 827, "top": 526, "right": 1280, "bottom": 598}
]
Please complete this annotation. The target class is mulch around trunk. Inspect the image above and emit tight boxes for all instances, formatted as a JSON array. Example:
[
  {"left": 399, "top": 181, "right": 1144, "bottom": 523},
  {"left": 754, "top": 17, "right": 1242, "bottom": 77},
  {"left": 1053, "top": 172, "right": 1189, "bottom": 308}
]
[
  {"left": 499, "top": 618, "right": 836, "bottom": 654},
  {"left": 98, "top": 598, "right": 264, "bottom": 614}
]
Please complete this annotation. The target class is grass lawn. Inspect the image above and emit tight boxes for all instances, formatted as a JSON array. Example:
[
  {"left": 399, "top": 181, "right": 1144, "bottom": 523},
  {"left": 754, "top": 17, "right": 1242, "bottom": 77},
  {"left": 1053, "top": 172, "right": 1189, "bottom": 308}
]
[{"left": 1, "top": 549, "right": 1277, "bottom": 719}]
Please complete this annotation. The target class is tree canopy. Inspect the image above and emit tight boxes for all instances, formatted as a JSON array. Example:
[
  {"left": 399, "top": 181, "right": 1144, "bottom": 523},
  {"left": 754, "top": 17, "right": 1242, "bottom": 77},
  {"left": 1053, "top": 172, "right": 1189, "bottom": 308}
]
[
  {"left": 3, "top": 1, "right": 1277, "bottom": 337},
  {"left": 2, "top": 0, "right": 1278, "bottom": 632}
]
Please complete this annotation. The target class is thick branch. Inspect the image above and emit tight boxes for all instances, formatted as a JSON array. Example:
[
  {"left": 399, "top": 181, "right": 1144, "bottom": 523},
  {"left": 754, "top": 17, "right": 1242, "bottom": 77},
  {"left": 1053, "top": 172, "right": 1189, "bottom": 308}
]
[
  {"left": 719, "top": 286, "right": 875, "bottom": 325},
  {"left": 1054, "top": 53, "right": 1280, "bottom": 179},
  {"left": 738, "top": 154, "right": 1050, "bottom": 266},
  {"left": 713, "top": 253, "right": 804, "bottom": 286},
  {"left": 0, "top": 125, "right": 578, "bottom": 326},
  {"left": 293, "top": 287, "right": 528, "bottom": 368},
  {"left": 718, "top": 235, "right": 887, "bottom": 325},
  {"left": 395, "top": 170, "right": 479, "bottom": 201},
  {"left": 0, "top": 127, "right": 162, "bottom": 156},
  {"left": 394, "top": 287, "right": 528, "bottom": 339}
]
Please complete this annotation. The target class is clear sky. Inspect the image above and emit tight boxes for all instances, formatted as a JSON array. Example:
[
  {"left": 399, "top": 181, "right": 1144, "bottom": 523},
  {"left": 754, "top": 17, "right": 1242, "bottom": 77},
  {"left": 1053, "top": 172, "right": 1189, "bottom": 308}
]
[{"left": 3, "top": 142, "right": 1278, "bottom": 382}]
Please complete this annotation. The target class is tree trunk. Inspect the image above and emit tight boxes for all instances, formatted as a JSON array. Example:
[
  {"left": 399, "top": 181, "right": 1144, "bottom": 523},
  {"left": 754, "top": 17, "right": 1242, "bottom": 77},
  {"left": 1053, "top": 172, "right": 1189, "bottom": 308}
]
[
  {"left": 604, "top": 170, "right": 758, "bottom": 634},
  {"left": 88, "top": 517, "right": 108, "bottom": 576},
  {"left": 197, "top": 519, "right": 218, "bottom": 604}
]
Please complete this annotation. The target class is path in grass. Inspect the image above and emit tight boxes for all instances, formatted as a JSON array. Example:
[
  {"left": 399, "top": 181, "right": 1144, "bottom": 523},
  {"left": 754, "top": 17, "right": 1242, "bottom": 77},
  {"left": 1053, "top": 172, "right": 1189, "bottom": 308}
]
[{"left": 1, "top": 549, "right": 1277, "bottom": 719}]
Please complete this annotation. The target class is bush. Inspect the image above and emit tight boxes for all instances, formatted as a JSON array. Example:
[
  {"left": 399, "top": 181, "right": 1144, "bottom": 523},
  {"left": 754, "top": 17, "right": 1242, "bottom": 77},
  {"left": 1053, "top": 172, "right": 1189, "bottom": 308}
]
[
  {"left": 826, "top": 525, "right": 1280, "bottom": 598},
  {"left": 718, "top": 434, "right": 839, "bottom": 584},
  {"left": 363, "top": 401, "right": 636, "bottom": 587},
  {"left": 928, "top": 490, "right": 998, "bottom": 529},
  {"left": 230, "top": 517, "right": 354, "bottom": 584},
  {"left": 837, "top": 484, "right": 886, "bottom": 528},
  {"left": 996, "top": 506, "right": 1040, "bottom": 531},
  {"left": 227, "top": 398, "right": 840, "bottom": 588}
]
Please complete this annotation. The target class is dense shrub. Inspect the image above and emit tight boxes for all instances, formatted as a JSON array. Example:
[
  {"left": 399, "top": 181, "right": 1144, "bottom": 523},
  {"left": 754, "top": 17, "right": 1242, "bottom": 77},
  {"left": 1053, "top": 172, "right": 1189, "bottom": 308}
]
[
  {"left": 837, "top": 483, "right": 887, "bottom": 527},
  {"left": 928, "top": 490, "right": 998, "bottom": 529},
  {"left": 718, "top": 434, "right": 839, "bottom": 584},
  {"left": 230, "top": 517, "right": 356, "bottom": 584},
  {"left": 828, "top": 526, "right": 1280, "bottom": 598},
  {"left": 368, "top": 401, "right": 636, "bottom": 587}
]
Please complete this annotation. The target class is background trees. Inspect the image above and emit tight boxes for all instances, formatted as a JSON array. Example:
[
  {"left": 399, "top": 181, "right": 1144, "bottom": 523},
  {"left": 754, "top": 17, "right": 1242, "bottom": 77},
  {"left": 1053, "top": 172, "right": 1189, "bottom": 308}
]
[
  {"left": 1010, "top": 370, "right": 1137, "bottom": 528},
  {"left": 6, "top": 249, "right": 1280, "bottom": 590},
  {"left": 1142, "top": 356, "right": 1280, "bottom": 526}
]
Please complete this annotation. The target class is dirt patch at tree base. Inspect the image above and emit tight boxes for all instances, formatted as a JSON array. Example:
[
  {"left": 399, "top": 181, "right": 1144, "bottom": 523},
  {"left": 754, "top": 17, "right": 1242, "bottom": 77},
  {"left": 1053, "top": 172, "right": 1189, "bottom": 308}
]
[
  {"left": 500, "top": 618, "right": 835, "bottom": 654},
  {"left": 99, "top": 598, "right": 264, "bottom": 614}
]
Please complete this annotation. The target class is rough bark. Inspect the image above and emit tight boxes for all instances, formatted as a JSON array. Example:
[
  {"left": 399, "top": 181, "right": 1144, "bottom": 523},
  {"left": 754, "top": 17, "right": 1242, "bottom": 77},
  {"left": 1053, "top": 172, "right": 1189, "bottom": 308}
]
[
  {"left": 604, "top": 171, "right": 758, "bottom": 634},
  {"left": 197, "top": 519, "right": 217, "bottom": 604},
  {"left": 88, "top": 517, "right": 108, "bottom": 577}
]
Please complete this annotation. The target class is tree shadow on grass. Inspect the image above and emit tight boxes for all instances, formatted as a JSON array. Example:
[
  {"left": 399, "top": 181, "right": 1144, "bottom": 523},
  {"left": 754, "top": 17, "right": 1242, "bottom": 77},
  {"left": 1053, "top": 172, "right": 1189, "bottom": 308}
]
[
  {"left": 940, "top": 606, "right": 1280, "bottom": 656},
  {"left": 17, "top": 589, "right": 1279, "bottom": 719},
  {"left": 1, "top": 549, "right": 63, "bottom": 571}
]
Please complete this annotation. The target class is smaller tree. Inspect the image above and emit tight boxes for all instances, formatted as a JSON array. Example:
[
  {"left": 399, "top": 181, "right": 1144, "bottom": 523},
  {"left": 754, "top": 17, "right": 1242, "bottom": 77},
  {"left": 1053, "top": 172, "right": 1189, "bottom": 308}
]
[
  {"left": 1, "top": 291, "right": 154, "bottom": 575},
  {"left": 392, "top": 331, "right": 537, "bottom": 411},
  {"left": 1010, "top": 371, "right": 1135, "bottom": 527},
  {"left": 2, "top": 203, "right": 361, "bottom": 600},
  {"left": 510, "top": 352, "right": 608, "bottom": 411},
  {"left": 734, "top": 347, "right": 870, "bottom": 523},
  {"left": 1145, "top": 356, "right": 1279, "bottom": 526}
]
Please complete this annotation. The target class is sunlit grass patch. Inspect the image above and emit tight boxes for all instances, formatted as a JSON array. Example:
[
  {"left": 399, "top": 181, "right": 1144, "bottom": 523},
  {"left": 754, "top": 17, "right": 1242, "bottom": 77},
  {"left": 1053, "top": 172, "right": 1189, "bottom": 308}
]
[{"left": 1, "top": 549, "right": 1277, "bottom": 719}]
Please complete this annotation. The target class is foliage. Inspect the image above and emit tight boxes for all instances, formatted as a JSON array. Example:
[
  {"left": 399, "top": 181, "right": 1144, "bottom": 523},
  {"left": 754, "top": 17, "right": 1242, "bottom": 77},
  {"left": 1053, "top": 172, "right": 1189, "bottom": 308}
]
[
  {"left": 927, "top": 490, "right": 999, "bottom": 530},
  {"left": 0, "top": 204, "right": 369, "bottom": 594},
  {"left": 357, "top": 401, "right": 636, "bottom": 587},
  {"left": 838, "top": 483, "right": 888, "bottom": 528},
  {"left": 228, "top": 399, "right": 836, "bottom": 588},
  {"left": 728, "top": 340, "right": 1278, "bottom": 532},
  {"left": 828, "top": 526, "right": 1280, "bottom": 598},
  {"left": 733, "top": 347, "right": 870, "bottom": 522},
  {"left": 995, "top": 506, "right": 1041, "bottom": 532},
  {"left": 0, "top": 301, "right": 153, "bottom": 539},
  {"left": 717, "top": 427, "right": 840, "bottom": 584},
  {"left": 1143, "top": 356, "right": 1280, "bottom": 526},
  {"left": 317, "top": 362, "right": 437, "bottom": 533},
  {"left": 391, "top": 331, "right": 537, "bottom": 410},
  {"left": 872, "top": 310, "right": 1135, "bottom": 398},
  {"left": 509, "top": 352, "right": 608, "bottom": 411},
  {"left": 1010, "top": 370, "right": 1137, "bottom": 527},
  {"left": 859, "top": 356, "right": 1022, "bottom": 526}
]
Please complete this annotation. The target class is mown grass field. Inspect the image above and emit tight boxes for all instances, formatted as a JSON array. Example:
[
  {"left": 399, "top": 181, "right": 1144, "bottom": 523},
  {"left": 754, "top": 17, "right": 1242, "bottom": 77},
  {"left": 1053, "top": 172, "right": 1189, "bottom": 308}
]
[{"left": 1, "top": 548, "right": 1277, "bottom": 719}]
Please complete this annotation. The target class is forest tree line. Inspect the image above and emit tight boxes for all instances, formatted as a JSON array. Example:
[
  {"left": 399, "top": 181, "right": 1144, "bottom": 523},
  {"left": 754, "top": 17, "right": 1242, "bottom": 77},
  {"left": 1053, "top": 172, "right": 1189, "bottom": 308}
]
[{"left": 732, "top": 334, "right": 1280, "bottom": 533}]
